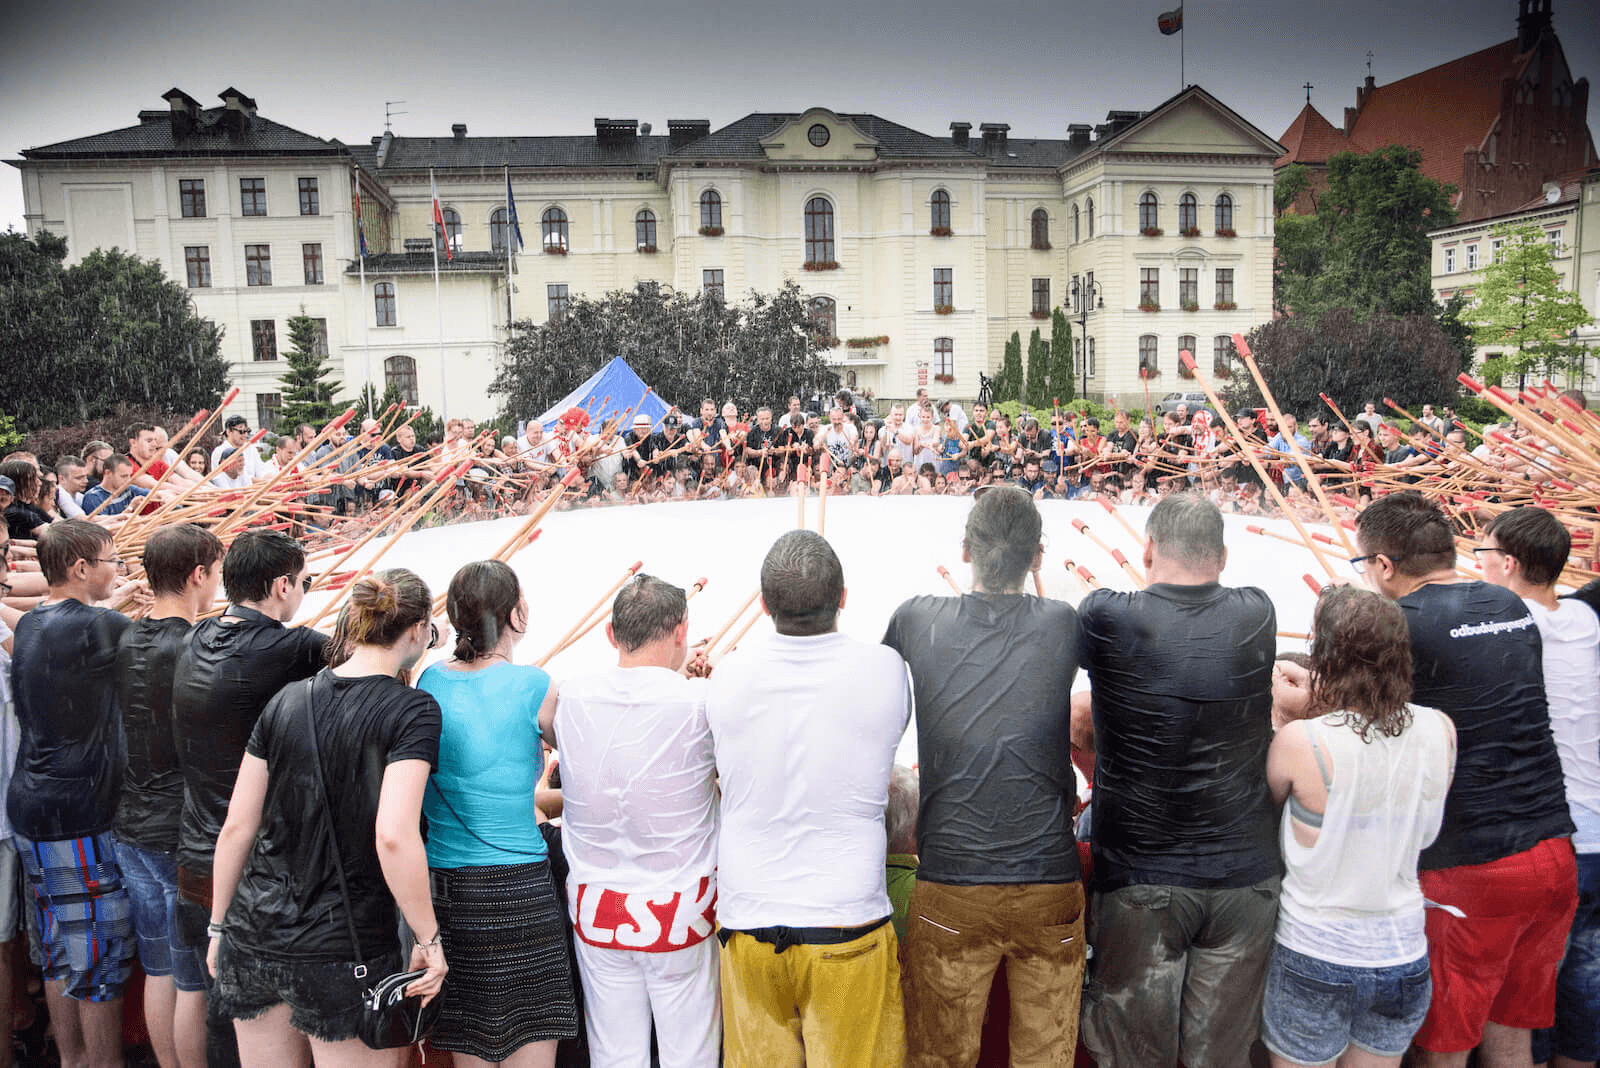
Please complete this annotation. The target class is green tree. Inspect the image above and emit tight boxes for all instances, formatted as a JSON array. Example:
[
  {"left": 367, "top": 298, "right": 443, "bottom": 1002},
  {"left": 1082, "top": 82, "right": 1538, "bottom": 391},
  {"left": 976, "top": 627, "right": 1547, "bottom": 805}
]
[
  {"left": 1049, "top": 310, "right": 1075, "bottom": 404},
  {"left": 277, "top": 311, "right": 346, "bottom": 429},
  {"left": 1275, "top": 146, "right": 1456, "bottom": 319},
  {"left": 0, "top": 231, "right": 227, "bottom": 431},
  {"left": 995, "top": 332, "right": 1023, "bottom": 404},
  {"left": 1024, "top": 328, "right": 1048, "bottom": 408},
  {"left": 355, "top": 382, "right": 407, "bottom": 425},
  {"left": 1463, "top": 223, "right": 1594, "bottom": 384},
  {"left": 492, "top": 281, "right": 837, "bottom": 421}
]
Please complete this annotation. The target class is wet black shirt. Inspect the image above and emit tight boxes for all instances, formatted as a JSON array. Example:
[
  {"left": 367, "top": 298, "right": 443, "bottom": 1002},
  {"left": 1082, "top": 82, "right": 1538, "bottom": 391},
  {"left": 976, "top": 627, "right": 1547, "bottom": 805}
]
[
  {"left": 114, "top": 616, "right": 192, "bottom": 852},
  {"left": 883, "top": 593, "right": 1082, "bottom": 885},
  {"left": 226, "top": 671, "right": 439, "bottom": 961},
  {"left": 1079, "top": 582, "right": 1279, "bottom": 891},
  {"left": 7, "top": 599, "right": 131, "bottom": 839},
  {"left": 1401, "top": 581, "right": 1573, "bottom": 870},
  {"left": 5, "top": 503, "right": 51, "bottom": 542},
  {"left": 172, "top": 607, "right": 327, "bottom": 874}
]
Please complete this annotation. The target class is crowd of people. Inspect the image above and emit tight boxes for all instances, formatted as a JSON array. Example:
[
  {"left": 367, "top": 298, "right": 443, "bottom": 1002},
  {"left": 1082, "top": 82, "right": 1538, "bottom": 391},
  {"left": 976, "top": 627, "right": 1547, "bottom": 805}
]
[{"left": 0, "top": 478, "right": 1597, "bottom": 1068}]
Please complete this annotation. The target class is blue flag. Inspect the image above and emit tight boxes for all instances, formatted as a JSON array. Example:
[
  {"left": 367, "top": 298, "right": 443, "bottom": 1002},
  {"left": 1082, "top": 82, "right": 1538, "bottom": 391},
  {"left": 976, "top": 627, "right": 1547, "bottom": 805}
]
[{"left": 506, "top": 170, "right": 525, "bottom": 252}]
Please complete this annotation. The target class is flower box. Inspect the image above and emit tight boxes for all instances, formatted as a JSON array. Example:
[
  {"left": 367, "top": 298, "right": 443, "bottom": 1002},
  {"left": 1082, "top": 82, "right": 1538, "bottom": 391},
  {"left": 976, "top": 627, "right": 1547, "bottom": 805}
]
[
  {"left": 1179, "top": 363, "right": 1195, "bottom": 379},
  {"left": 1181, "top": 301, "right": 1199, "bottom": 312},
  {"left": 930, "top": 226, "right": 953, "bottom": 237},
  {"left": 803, "top": 260, "right": 840, "bottom": 271},
  {"left": 1215, "top": 228, "right": 1237, "bottom": 238},
  {"left": 1214, "top": 301, "right": 1237, "bottom": 311},
  {"left": 1180, "top": 227, "right": 1201, "bottom": 238},
  {"left": 845, "top": 335, "right": 890, "bottom": 349},
  {"left": 816, "top": 335, "right": 841, "bottom": 349},
  {"left": 544, "top": 246, "right": 568, "bottom": 256},
  {"left": 935, "top": 304, "right": 955, "bottom": 315},
  {"left": 1030, "top": 310, "right": 1050, "bottom": 320},
  {"left": 698, "top": 226, "right": 724, "bottom": 237},
  {"left": 1140, "top": 366, "right": 1158, "bottom": 379},
  {"left": 1214, "top": 365, "right": 1233, "bottom": 379},
  {"left": 636, "top": 245, "right": 658, "bottom": 254},
  {"left": 934, "top": 373, "right": 955, "bottom": 385},
  {"left": 1141, "top": 227, "right": 1164, "bottom": 237},
  {"left": 1139, "top": 301, "right": 1160, "bottom": 313},
  {"left": 1031, "top": 241, "right": 1052, "bottom": 251}
]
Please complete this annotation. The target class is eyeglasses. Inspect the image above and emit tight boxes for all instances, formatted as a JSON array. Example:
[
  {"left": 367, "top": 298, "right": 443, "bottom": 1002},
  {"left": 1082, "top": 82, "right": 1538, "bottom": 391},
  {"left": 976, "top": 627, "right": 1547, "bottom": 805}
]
[
  {"left": 1348, "top": 553, "right": 1404, "bottom": 575},
  {"left": 300, "top": 575, "right": 313, "bottom": 592},
  {"left": 429, "top": 622, "right": 441, "bottom": 648},
  {"left": 97, "top": 556, "right": 129, "bottom": 574},
  {"left": 1470, "top": 546, "right": 1508, "bottom": 559}
]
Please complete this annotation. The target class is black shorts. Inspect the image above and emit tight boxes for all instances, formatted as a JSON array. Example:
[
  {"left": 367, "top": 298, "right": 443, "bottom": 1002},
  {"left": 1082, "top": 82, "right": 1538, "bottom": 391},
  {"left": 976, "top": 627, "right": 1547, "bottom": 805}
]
[{"left": 212, "top": 936, "right": 403, "bottom": 1042}]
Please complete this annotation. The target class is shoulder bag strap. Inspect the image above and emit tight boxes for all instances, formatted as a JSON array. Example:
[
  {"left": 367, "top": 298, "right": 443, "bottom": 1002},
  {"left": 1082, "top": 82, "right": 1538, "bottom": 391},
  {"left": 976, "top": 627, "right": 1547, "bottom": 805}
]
[
  {"left": 301, "top": 674, "right": 370, "bottom": 978},
  {"left": 426, "top": 778, "right": 540, "bottom": 858}
]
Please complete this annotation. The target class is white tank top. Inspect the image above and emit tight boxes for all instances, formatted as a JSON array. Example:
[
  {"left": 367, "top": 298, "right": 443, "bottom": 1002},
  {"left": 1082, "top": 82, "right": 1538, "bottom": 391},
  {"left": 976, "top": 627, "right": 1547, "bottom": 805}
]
[{"left": 1275, "top": 704, "right": 1454, "bottom": 968}]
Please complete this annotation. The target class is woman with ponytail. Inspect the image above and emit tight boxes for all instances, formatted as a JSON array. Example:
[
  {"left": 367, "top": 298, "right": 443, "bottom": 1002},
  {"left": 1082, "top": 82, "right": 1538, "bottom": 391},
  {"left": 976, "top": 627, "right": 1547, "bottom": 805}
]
[
  {"left": 206, "top": 568, "right": 448, "bottom": 1066},
  {"left": 417, "top": 560, "right": 577, "bottom": 1067}
]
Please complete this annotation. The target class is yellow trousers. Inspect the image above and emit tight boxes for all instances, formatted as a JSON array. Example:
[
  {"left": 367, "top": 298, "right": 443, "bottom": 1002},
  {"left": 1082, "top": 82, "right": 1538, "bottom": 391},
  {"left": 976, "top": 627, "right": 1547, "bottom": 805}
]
[{"left": 720, "top": 922, "right": 906, "bottom": 1068}]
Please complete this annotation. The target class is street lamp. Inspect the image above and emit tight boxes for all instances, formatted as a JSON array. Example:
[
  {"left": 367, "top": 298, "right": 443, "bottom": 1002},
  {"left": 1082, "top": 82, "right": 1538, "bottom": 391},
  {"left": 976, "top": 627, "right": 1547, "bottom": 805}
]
[{"left": 1068, "top": 276, "right": 1104, "bottom": 400}]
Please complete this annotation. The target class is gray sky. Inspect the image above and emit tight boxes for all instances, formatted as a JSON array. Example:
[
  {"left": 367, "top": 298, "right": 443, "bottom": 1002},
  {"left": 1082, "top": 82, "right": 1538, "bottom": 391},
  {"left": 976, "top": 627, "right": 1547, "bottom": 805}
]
[{"left": 3, "top": 0, "right": 1597, "bottom": 233}]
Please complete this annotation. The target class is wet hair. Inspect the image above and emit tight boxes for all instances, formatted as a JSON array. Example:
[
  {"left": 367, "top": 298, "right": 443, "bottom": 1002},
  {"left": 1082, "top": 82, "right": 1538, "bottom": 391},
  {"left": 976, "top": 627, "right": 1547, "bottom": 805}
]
[
  {"left": 885, "top": 765, "right": 920, "bottom": 855},
  {"left": 326, "top": 569, "right": 432, "bottom": 664},
  {"left": 611, "top": 574, "right": 687, "bottom": 652},
  {"left": 1353, "top": 491, "right": 1455, "bottom": 578},
  {"left": 0, "top": 460, "right": 39, "bottom": 502},
  {"left": 37, "top": 519, "right": 114, "bottom": 587},
  {"left": 81, "top": 440, "right": 113, "bottom": 461},
  {"left": 124, "top": 422, "right": 156, "bottom": 447},
  {"left": 1309, "top": 586, "right": 1414, "bottom": 740},
  {"left": 445, "top": 559, "right": 522, "bottom": 661},
  {"left": 1483, "top": 505, "right": 1570, "bottom": 587},
  {"left": 55, "top": 456, "right": 85, "bottom": 478},
  {"left": 760, "top": 531, "right": 844, "bottom": 636},
  {"left": 143, "top": 524, "right": 225, "bottom": 597},
  {"left": 1146, "top": 492, "right": 1225, "bottom": 570},
  {"left": 965, "top": 485, "right": 1042, "bottom": 592},
  {"left": 223, "top": 529, "right": 307, "bottom": 604},
  {"left": 105, "top": 453, "right": 133, "bottom": 474}
]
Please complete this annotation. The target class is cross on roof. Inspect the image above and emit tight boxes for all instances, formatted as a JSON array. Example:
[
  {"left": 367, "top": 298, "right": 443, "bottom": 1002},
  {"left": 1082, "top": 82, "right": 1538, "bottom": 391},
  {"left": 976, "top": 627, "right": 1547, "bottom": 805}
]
[{"left": 1303, "top": 82, "right": 1314, "bottom": 105}]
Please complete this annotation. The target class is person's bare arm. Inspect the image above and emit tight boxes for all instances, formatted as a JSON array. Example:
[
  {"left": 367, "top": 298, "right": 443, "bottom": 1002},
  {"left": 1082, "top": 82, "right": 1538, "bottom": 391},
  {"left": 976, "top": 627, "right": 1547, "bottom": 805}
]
[
  {"left": 1070, "top": 689, "right": 1095, "bottom": 760},
  {"left": 537, "top": 682, "right": 560, "bottom": 748},
  {"left": 375, "top": 759, "right": 448, "bottom": 1003},
  {"left": 207, "top": 753, "right": 269, "bottom": 975}
]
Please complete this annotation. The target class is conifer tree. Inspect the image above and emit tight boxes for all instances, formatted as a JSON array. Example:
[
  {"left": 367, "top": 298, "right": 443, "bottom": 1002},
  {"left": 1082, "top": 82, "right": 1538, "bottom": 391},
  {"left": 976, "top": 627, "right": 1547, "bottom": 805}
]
[
  {"left": 277, "top": 312, "right": 345, "bottom": 429},
  {"left": 1049, "top": 309, "right": 1075, "bottom": 404},
  {"left": 998, "top": 332, "right": 1024, "bottom": 403},
  {"left": 1025, "top": 328, "right": 1048, "bottom": 408}
]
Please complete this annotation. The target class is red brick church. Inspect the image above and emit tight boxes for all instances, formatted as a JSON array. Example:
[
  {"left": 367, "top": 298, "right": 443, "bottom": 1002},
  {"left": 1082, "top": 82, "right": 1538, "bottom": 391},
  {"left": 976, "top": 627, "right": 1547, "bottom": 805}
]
[{"left": 1275, "top": 0, "right": 1594, "bottom": 221}]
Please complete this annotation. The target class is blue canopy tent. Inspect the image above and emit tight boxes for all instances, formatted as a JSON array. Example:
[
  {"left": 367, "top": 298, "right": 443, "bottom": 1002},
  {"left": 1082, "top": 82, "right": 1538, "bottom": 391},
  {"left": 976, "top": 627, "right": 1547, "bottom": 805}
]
[{"left": 531, "top": 356, "right": 671, "bottom": 434}]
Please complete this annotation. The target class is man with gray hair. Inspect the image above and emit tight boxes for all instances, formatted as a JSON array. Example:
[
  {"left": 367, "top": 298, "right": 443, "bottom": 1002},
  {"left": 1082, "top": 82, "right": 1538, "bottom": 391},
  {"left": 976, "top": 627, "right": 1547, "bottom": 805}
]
[
  {"left": 884, "top": 485, "right": 1084, "bottom": 1067},
  {"left": 1076, "top": 492, "right": 1279, "bottom": 1068},
  {"left": 708, "top": 531, "right": 910, "bottom": 1067},
  {"left": 551, "top": 574, "right": 721, "bottom": 1068}
]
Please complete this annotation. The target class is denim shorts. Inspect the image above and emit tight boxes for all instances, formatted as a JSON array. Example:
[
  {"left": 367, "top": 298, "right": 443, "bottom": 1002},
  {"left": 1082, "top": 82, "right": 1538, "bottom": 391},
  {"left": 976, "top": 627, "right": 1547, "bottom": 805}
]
[
  {"left": 0, "top": 838, "right": 19, "bottom": 943},
  {"left": 115, "top": 838, "right": 205, "bottom": 993},
  {"left": 212, "top": 935, "right": 403, "bottom": 1042},
  {"left": 1261, "top": 943, "right": 1431, "bottom": 1064}
]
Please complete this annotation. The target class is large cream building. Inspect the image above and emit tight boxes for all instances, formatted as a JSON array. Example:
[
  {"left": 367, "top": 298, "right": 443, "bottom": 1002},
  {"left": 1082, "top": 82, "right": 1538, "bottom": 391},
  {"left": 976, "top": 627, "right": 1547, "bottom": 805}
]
[{"left": 12, "top": 85, "right": 1283, "bottom": 426}]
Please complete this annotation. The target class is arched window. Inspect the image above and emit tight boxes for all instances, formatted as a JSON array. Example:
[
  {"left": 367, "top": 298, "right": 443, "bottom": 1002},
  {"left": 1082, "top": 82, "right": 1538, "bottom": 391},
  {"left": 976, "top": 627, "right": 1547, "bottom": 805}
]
[
  {"left": 1139, "top": 191, "right": 1159, "bottom": 232},
  {"left": 1139, "top": 335, "right": 1159, "bottom": 377},
  {"left": 1072, "top": 204, "right": 1080, "bottom": 243},
  {"left": 1215, "top": 193, "right": 1234, "bottom": 233},
  {"left": 490, "top": 208, "right": 510, "bottom": 253},
  {"left": 1213, "top": 335, "right": 1236, "bottom": 376},
  {"left": 541, "top": 206, "right": 568, "bottom": 252},
  {"left": 635, "top": 209, "right": 657, "bottom": 251},
  {"left": 1178, "top": 193, "right": 1198, "bottom": 233},
  {"left": 805, "top": 197, "right": 835, "bottom": 265},
  {"left": 808, "top": 295, "right": 837, "bottom": 344},
  {"left": 930, "top": 189, "right": 951, "bottom": 233},
  {"left": 700, "top": 190, "right": 722, "bottom": 231},
  {"left": 374, "top": 282, "right": 396, "bottom": 327},
  {"left": 1178, "top": 334, "right": 1196, "bottom": 370},
  {"left": 437, "top": 208, "right": 462, "bottom": 254},
  {"left": 384, "top": 355, "right": 418, "bottom": 406},
  {"left": 1085, "top": 197, "right": 1095, "bottom": 239},
  {"left": 1030, "top": 208, "right": 1050, "bottom": 250}
]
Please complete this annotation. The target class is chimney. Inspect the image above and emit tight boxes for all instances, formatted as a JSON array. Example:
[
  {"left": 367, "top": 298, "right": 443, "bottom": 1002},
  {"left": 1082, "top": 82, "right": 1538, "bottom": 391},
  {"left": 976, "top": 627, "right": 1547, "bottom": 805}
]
[
  {"left": 640, "top": 122, "right": 652, "bottom": 136},
  {"left": 950, "top": 122, "right": 971, "bottom": 149},
  {"left": 161, "top": 88, "right": 201, "bottom": 139},
  {"left": 1517, "top": 0, "right": 1551, "bottom": 52},
  {"left": 1068, "top": 124, "right": 1092, "bottom": 149},
  {"left": 594, "top": 117, "right": 639, "bottom": 147},
  {"left": 376, "top": 129, "right": 394, "bottom": 168},
  {"left": 979, "top": 123, "right": 1010, "bottom": 153},
  {"left": 452, "top": 123, "right": 468, "bottom": 141},
  {"left": 668, "top": 119, "right": 711, "bottom": 150},
  {"left": 217, "top": 87, "right": 256, "bottom": 137}
]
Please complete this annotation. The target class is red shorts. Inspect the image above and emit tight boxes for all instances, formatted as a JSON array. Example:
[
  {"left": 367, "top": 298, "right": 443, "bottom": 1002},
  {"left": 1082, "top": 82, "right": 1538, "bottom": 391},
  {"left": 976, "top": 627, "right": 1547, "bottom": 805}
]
[{"left": 1413, "top": 836, "right": 1578, "bottom": 1052}]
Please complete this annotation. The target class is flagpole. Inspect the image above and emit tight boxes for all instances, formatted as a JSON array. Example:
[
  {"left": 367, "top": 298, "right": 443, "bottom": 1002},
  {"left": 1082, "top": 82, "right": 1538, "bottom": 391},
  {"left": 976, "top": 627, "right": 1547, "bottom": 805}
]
[
  {"left": 505, "top": 163, "right": 514, "bottom": 331},
  {"left": 1180, "top": 1, "right": 1186, "bottom": 91},
  {"left": 431, "top": 167, "right": 448, "bottom": 419},
  {"left": 355, "top": 169, "right": 370, "bottom": 402}
]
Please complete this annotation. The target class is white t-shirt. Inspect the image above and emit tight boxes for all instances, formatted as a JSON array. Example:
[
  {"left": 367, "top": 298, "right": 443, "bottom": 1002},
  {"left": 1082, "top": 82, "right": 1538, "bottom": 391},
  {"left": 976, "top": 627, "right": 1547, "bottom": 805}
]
[
  {"left": 54, "top": 485, "right": 85, "bottom": 519},
  {"left": 821, "top": 423, "right": 858, "bottom": 468},
  {"left": 1526, "top": 597, "right": 1600, "bottom": 852},
  {"left": 707, "top": 630, "right": 910, "bottom": 929},
  {"left": 210, "top": 442, "right": 270, "bottom": 484},
  {"left": 0, "top": 616, "right": 16, "bottom": 840}
]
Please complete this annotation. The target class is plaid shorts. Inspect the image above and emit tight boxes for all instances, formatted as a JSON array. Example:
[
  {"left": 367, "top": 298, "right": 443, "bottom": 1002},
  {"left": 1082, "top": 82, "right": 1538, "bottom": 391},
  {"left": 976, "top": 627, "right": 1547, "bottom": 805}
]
[{"left": 14, "top": 832, "right": 134, "bottom": 1002}]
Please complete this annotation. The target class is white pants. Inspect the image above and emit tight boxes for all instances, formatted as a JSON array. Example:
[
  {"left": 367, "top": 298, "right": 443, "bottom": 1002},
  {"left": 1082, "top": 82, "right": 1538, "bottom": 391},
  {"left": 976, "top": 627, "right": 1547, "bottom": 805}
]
[{"left": 574, "top": 935, "right": 721, "bottom": 1068}]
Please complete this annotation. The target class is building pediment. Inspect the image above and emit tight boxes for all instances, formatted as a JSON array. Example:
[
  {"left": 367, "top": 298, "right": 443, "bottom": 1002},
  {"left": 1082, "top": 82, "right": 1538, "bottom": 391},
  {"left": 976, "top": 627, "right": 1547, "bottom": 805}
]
[
  {"left": 758, "top": 109, "right": 879, "bottom": 163},
  {"left": 1101, "top": 87, "right": 1286, "bottom": 160}
]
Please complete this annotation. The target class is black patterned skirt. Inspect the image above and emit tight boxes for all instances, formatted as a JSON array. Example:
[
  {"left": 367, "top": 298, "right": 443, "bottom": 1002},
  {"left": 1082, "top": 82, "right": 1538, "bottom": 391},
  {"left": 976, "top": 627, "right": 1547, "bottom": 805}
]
[{"left": 429, "top": 859, "right": 579, "bottom": 1059}]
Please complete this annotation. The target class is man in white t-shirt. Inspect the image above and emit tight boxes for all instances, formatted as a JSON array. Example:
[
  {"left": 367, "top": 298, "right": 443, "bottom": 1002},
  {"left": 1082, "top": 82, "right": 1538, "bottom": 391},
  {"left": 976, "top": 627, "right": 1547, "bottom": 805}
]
[
  {"left": 209, "top": 416, "right": 268, "bottom": 484},
  {"left": 706, "top": 531, "right": 910, "bottom": 1068},
  {"left": 549, "top": 575, "right": 719, "bottom": 1068},
  {"left": 820, "top": 407, "right": 859, "bottom": 470},
  {"left": 1479, "top": 506, "right": 1600, "bottom": 1065}
]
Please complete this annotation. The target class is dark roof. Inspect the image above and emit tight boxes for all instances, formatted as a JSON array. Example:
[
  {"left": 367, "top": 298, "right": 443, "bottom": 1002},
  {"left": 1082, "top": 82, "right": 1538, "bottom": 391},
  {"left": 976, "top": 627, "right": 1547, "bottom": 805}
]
[
  {"left": 21, "top": 106, "right": 344, "bottom": 160},
  {"left": 986, "top": 138, "right": 1086, "bottom": 169},
  {"left": 355, "top": 135, "right": 674, "bottom": 174},
  {"left": 666, "top": 112, "right": 981, "bottom": 161},
  {"left": 345, "top": 251, "right": 508, "bottom": 275},
  {"left": 1276, "top": 103, "right": 1359, "bottom": 167}
]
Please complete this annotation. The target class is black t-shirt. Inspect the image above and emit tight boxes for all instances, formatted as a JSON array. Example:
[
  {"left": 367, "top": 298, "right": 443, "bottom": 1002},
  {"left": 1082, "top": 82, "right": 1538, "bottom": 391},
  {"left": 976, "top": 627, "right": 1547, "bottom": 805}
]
[
  {"left": 114, "top": 616, "right": 192, "bottom": 852},
  {"left": 1104, "top": 429, "right": 1140, "bottom": 476},
  {"left": 5, "top": 502, "right": 51, "bottom": 541},
  {"left": 7, "top": 599, "right": 131, "bottom": 839},
  {"left": 1568, "top": 578, "right": 1600, "bottom": 618},
  {"left": 1079, "top": 582, "right": 1280, "bottom": 891},
  {"left": 883, "top": 594, "right": 1082, "bottom": 885},
  {"left": 1400, "top": 581, "right": 1574, "bottom": 870},
  {"left": 172, "top": 607, "right": 328, "bottom": 874},
  {"left": 742, "top": 424, "right": 779, "bottom": 465},
  {"left": 226, "top": 671, "right": 440, "bottom": 961}
]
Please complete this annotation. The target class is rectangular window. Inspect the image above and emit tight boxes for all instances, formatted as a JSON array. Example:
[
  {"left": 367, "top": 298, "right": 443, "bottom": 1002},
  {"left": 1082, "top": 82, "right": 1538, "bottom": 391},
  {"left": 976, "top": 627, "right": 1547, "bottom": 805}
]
[
  {"left": 1444, "top": 248, "right": 1456, "bottom": 273},
  {"left": 933, "top": 268, "right": 953, "bottom": 310},
  {"left": 1071, "top": 274, "right": 1081, "bottom": 312},
  {"left": 548, "top": 283, "right": 570, "bottom": 321},
  {"left": 1086, "top": 338, "right": 1096, "bottom": 378},
  {"left": 1547, "top": 229, "right": 1563, "bottom": 253},
  {"left": 374, "top": 282, "right": 396, "bottom": 327},
  {"left": 1139, "top": 335, "right": 1159, "bottom": 376},
  {"left": 1031, "top": 278, "right": 1050, "bottom": 316},
  {"left": 1215, "top": 268, "right": 1234, "bottom": 306},
  {"left": 1214, "top": 335, "right": 1234, "bottom": 375},
  {"left": 1466, "top": 244, "right": 1479, "bottom": 270},
  {"left": 934, "top": 338, "right": 954, "bottom": 377},
  {"left": 250, "top": 319, "right": 277, "bottom": 362},
  {"left": 240, "top": 177, "right": 267, "bottom": 216},
  {"left": 179, "top": 179, "right": 206, "bottom": 218},
  {"left": 184, "top": 246, "right": 211, "bottom": 288},
  {"left": 1140, "top": 268, "right": 1159, "bottom": 306},
  {"left": 298, "top": 177, "right": 319, "bottom": 216},
  {"left": 1491, "top": 238, "right": 1504, "bottom": 263},
  {"left": 256, "top": 393, "right": 282, "bottom": 433},
  {"left": 1179, "top": 268, "right": 1198, "bottom": 308},
  {"left": 302, "top": 243, "right": 323, "bottom": 285},
  {"left": 311, "top": 318, "right": 329, "bottom": 357},
  {"left": 245, "top": 244, "right": 271, "bottom": 286},
  {"left": 703, "top": 270, "right": 724, "bottom": 300}
]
